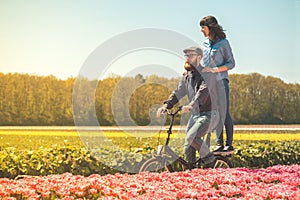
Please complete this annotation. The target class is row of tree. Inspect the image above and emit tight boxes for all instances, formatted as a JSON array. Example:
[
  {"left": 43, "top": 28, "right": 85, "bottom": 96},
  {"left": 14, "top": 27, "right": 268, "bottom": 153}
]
[{"left": 0, "top": 72, "right": 299, "bottom": 125}]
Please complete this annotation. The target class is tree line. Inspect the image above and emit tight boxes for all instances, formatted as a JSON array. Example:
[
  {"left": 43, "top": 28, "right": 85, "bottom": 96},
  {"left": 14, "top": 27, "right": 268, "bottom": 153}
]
[{"left": 0, "top": 72, "right": 299, "bottom": 125}]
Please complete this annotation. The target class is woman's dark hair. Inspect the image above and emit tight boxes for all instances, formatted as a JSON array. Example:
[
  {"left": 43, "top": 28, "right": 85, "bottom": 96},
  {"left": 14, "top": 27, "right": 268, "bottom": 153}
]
[{"left": 200, "top": 16, "right": 226, "bottom": 43}]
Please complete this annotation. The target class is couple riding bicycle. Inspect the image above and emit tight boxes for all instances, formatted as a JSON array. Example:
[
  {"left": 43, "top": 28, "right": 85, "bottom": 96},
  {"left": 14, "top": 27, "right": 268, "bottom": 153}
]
[{"left": 156, "top": 46, "right": 232, "bottom": 169}]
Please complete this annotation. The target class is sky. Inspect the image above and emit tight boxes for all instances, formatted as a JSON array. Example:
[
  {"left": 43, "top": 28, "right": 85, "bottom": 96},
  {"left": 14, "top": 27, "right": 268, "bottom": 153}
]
[{"left": 0, "top": 0, "right": 299, "bottom": 83}]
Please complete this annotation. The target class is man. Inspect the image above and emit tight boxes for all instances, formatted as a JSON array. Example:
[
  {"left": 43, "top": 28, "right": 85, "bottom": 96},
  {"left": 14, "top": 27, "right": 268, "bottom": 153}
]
[{"left": 157, "top": 46, "right": 219, "bottom": 168}]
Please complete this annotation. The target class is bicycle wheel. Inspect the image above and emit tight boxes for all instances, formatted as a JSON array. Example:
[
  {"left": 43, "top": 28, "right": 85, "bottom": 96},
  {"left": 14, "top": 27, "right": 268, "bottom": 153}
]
[
  {"left": 139, "top": 157, "right": 173, "bottom": 173},
  {"left": 214, "top": 155, "right": 233, "bottom": 168}
]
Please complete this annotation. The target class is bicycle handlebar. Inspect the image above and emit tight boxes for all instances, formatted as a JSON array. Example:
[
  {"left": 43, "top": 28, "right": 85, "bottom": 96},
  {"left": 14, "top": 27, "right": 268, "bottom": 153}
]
[{"left": 166, "top": 106, "right": 182, "bottom": 116}]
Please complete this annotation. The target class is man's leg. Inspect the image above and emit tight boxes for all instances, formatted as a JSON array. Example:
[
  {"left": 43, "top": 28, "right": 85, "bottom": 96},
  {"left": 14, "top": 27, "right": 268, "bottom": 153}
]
[
  {"left": 184, "top": 113, "right": 215, "bottom": 165},
  {"left": 184, "top": 115, "right": 197, "bottom": 164}
]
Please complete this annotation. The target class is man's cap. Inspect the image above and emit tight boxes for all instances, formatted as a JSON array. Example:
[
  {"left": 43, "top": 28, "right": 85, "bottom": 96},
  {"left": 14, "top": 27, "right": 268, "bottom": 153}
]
[{"left": 183, "top": 46, "right": 203, "bottom": 56}]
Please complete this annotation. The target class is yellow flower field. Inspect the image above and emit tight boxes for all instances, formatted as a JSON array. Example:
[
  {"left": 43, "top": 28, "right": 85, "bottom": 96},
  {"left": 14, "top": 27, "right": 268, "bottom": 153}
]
[
  {"left": 1, "top": 130, "right": 299, "bottom": 141},
  {"left": 234, "top": 133, "right": 300, "bottom": 141}
]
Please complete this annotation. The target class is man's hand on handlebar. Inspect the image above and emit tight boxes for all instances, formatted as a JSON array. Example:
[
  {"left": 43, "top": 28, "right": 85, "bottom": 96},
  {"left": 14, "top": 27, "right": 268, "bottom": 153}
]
[
  {"left": 157, "top": 106, "right": 167, "bottom": 118},
  {"left": 182, "top": 105, "right": 192, "bottom": 113}
]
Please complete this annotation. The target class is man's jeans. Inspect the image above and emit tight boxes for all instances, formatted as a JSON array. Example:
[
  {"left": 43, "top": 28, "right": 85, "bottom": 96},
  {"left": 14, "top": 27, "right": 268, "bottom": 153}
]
[
  {"left": 216, "top": 79, "right": 234, "bottom": 146},
  {"left": 184, "top": 110, "right": 219, "bottom": 165}
]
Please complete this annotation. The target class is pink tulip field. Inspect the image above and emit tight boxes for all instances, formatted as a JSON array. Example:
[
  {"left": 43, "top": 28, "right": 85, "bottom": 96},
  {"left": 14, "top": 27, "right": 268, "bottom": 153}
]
[{"left": 0, "top": 164, "right": 299, "bottom": 200}]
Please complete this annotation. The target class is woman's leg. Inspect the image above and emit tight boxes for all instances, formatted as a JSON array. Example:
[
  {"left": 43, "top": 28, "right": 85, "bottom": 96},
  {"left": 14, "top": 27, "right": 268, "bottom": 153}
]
[
  {"left": 216, "top": 80, "right": 226, "bottom": 147},
  {"left": 223, "top": 79, "right": 234, "bottom": 146}
]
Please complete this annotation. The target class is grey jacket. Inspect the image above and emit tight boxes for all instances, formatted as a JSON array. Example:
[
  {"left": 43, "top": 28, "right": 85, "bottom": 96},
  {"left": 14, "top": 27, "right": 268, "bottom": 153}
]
[{"left": 163, "top": 67, "right": 218, "bottom": 114}]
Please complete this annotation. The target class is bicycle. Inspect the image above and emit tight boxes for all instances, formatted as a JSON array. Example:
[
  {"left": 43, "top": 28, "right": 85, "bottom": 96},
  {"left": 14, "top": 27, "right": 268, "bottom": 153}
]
[{"left": 139, "top": 106, "right": 233, "bottom": 173}]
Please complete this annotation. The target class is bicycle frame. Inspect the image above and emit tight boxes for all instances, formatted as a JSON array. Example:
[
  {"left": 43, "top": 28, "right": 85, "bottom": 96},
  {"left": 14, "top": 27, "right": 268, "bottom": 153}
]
[
  {"left": 156, "top": 107, "right": 198, "bottom": 168},
  {"left": 140, "top": 107, "right": 234, "bottom": 173}
]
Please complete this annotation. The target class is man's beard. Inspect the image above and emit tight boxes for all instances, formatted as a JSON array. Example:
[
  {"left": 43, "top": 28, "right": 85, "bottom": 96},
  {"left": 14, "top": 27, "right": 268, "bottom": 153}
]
[{"left": 184, "top": 61, "right": 196, "bottom": 71}]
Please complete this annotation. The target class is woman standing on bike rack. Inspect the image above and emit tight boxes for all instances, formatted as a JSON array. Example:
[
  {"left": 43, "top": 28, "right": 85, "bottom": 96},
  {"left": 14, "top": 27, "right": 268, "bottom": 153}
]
[
  {"left": 157, "top": 46, "right": 219, "bottom": 169},
  {"left": 200, "top": 16, "right": 236, "bottom": 153}
]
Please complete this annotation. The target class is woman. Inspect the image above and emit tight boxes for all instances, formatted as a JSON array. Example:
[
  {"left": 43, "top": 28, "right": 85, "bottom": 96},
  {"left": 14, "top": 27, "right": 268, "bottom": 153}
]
[{"left": 199, "top": 15, "right": 235, "bottom": 153}]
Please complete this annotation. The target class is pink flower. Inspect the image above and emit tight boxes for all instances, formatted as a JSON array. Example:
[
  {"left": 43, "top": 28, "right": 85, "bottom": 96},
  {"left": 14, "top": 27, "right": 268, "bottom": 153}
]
[{"left": 0, "top": 165, "right": 299, "bottom": 199}]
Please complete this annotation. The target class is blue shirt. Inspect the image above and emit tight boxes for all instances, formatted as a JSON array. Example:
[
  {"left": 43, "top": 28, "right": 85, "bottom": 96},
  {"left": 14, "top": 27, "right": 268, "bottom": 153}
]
[{"left": 200, "top": 38, "right": 235, "bottom": 81}]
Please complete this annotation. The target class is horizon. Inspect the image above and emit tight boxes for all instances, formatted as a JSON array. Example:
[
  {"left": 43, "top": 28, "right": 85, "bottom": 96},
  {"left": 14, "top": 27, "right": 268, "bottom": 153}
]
[{"left": 1, "top": 70, "right": 298, "bottom": 85}]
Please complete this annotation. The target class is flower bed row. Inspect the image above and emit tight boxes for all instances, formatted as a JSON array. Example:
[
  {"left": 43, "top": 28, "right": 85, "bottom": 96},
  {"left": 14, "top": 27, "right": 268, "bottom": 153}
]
[
  {"left": 1, "top": 140, "right": 299, "bottom": 178},
  {"left": 0, "top": 165, "right": 299, "bottom": 199}
]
